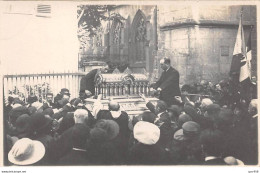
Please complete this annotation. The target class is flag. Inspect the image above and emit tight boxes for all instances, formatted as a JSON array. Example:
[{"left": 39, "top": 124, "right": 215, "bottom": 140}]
[
  {"left": 230, "top": 14, "right": 251, "bottom": 102},
  {"left": 246, "top": 29, "right": 252, "bottom": 79}
]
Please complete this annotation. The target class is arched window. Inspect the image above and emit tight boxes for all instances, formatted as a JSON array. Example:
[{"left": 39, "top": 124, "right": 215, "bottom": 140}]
[{"left": 132, "top": 10, "right": 147, "bottom": 63}]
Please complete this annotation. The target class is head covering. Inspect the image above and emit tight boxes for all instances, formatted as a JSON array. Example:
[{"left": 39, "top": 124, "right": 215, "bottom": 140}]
[
  {"left": 28, "top": 106, "right": 37, "bottom": 115},
  {"left": 31, "top": 113, "right": 52, "bottom": 134},
  {"left": 204, "top": 104, "right": 221, "bottom": 118},
  {"left": 61, "top": 88, "right": 70, "bottom": 96},
  {"left": 224, "top": 156, "right": 244, "bottom": 165},
  {"left": 8, "top": 138, "right": 45, "bottom": 165},
  {"left": 9, "top": 106, "right": 29, "bottom": 124},
  {"left": 168, "top": 105, "right": 182, "bottom": 117},
  {"left": 15, "top": 114, "right": 32, "bottom": 138},
  {"left": 178, "top": 112, "right": 192, "bottom": 127},
  {"left": 42, "top": 108, "right": 54, "bottom": 117},
  {"left": 174, "top": 121, "right": 200, "bottom": 141},
  {"left": 27, "top": 95, "right": 38, "bottom": 104},
  {"left": 184, "top": 104, "right": 197, "bottom": 119},
  {"left": 90, "top": 127, "right": 109, "bottom": 143},
  {"left": 133, "top": 121, "right": 160, "bottom": 145},
  {"left": 200, "top": 98, "right": 213, "bottom": 109},
  {"left": 95, "top": 119, "right": 119, "bottom": 140}
]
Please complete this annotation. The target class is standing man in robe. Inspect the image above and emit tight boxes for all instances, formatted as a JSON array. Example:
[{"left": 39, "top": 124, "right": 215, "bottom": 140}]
[{"left": 152, "top": 57, "right": 181, "bottom": 107}]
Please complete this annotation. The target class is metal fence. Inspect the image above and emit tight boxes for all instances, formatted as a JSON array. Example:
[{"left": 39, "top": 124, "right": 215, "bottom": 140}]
[{"left": 3, "top": 71, "right": 86, "bottom": 103}]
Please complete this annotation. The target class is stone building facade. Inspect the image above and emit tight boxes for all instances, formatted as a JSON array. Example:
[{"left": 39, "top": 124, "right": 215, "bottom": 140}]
[{"left": 80, "top": 5, "right": 257, "bottom": 85}]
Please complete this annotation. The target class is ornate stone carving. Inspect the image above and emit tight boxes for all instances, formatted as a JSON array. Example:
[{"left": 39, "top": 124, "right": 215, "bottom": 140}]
[
  {"left": 135, "top": 18, "right": 146, "bottom": 42},
  {"left": 113, "top": 22, "right": 122, "bottom": 44}
]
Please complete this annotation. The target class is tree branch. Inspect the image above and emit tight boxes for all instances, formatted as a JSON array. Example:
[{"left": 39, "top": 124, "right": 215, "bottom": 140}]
[{"left": 77, "top": 9, "right": 85, "bottom": 26}]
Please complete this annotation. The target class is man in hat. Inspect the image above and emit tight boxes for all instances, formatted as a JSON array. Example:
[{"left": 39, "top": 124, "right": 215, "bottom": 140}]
[
  {"left": 140, "top": 94, "right": 172, "bottom": 149},
  {"left": 56, "top": 121, "right": 90, "bottom": 165},
  {"left": 128, "top": 121, "right": 166, "bottom": 165},
  {"left": 169, "top": 121, "right": 202, "bottom": 164},
  {"left": 151, "top": 57, "right": 181, "bottom": 106},
  {"left": 53, "top": 88, "right": 71, "bottom": 109}
]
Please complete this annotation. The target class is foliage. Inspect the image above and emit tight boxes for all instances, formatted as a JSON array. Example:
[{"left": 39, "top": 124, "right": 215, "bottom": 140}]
[
  {"left": 77, "top": 5, "right": 125, "bottom": 49},
  {"left": 8, "top": 83, "right": 51, "bottom": 103}
]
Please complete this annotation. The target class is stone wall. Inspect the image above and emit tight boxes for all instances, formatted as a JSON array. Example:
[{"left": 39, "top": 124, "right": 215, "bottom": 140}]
[{"left": 158, "top": 5, "right": 257, "bottom": 85}]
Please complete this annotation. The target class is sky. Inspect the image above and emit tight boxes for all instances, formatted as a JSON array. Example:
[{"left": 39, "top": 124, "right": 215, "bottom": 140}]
[{"left": 0, "top": 1, "right": 79, "bottom": 74}]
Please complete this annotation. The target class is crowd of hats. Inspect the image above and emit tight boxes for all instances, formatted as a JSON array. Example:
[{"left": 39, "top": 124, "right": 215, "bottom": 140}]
[{"left": 3, "top": 84, "right": 258, "bottom": 166}]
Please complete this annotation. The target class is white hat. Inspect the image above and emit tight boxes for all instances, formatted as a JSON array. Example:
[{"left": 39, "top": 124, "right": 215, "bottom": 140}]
[
  {"left": 8, "top": 138, "right": 45, "bottom": 165},
  {"left": 133, "top": 121, "right": 160, "bottom": 145},
  {"left": 224, "top": 156, "right": 244, "bottom": 165},
  {"left": 200, "top": 98, "right": 213, "bottom": 108}
]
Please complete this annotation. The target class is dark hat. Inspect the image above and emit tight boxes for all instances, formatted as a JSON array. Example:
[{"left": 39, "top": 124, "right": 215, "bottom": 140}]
[
  {"left": 184, "top": 104, "right": 197, "bottom": 119},
  {"left": 28, "top": 106, "right": 37, "bottom": 115},
  {"left": 42, "top": 108, "right": 54, "bottom": 117},
  {"left": 142, "top": 111, "right": 157, "bottom": 123},
  {"left": 178, "top": 112, "right": 192, "bottom": 127},
  {"left": 204, "top": 104, "right": 221, "bottom": 118},
  {"left": 27, "top": 95, "right": 38, "bottom": 104},
  {"left": 9, "top": 106, "right": 29, "bottom": 124},
  {"left": 61, "top": 88, "right": 69, "bottom": 93},
  {"left": 15, "top": 114, "right": 32, "bottom": 138},
  {"left": 168, "top": 105, "right": 182, "bottom": 117},
  {"left": 31, "top": 112, "right": 52, "bottom": 134},
  {"left": 94, "top": 119, "right": 119, "bottom": 140},
  {"left": 61, "top": 88, "right": 70, "bottom": 96},
  {"left": 174, "top": 121, "right": 200, "bottom": 141},
  {"left": 72, "top": 98, "right": 83, "bottom": 107},
  {"left": 156, "top": 100, "right": 168, "bottom": 112},
  {"left": 90, "top": 127, "right": 109, "bottom": 143},
  {"left": 96, "top": 110, "right": 113, "bottom": 120}
]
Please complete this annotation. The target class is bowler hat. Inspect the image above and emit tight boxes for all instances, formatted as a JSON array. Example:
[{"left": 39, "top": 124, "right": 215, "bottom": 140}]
[
  {"left": 174, "top": 121, "right": 200, "bottom": 141},
  {"left": 15, "top": 114, "right": 32, "bottom": 138},
  {"left": 9, "top": 106, "right": 29, "bottom": 124},
  {"left": 95, "top": 119, "right": 119, "bottom": 140},
  {"left": 178, "top": 112, "right": 192, "bottom": 127},
  {"left": 31, "top": 113, "right": 52, "bottom": 134}
]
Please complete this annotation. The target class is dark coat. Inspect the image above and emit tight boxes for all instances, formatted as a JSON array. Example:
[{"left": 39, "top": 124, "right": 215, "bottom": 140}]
[
  {"left": 48, "top": 124, "right": 89, "bottom": 164},
  {"left": 57, "top": 149, "right": 89, "bottom": 165},
  {"left": 80, "top": 69, "right": 98, "bottom": 95},
  {"left": 96, "top": 109, "right": 130, "bottom": 162},
  {"left": 127, "top": 143, "right": 166, "bottom": 165},
  {"left": 146, "top": 102, "right": 173, "bottom": 149},
  {"left": 153, "top": 67, "right": 181, "bottom": 106}
]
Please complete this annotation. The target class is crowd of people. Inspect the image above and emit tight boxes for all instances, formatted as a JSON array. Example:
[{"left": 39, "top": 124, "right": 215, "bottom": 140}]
[
  {"left": 3, "top": 78, "right": 258, "bottom": 166},
  {"left": 2, "top": 56, "right": 258, "bottom": 166}
]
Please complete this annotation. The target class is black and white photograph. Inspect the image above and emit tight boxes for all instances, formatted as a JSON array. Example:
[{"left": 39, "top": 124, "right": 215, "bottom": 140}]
[{"left": 0, "top": 0, "right": 259, "bottom": 170}]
